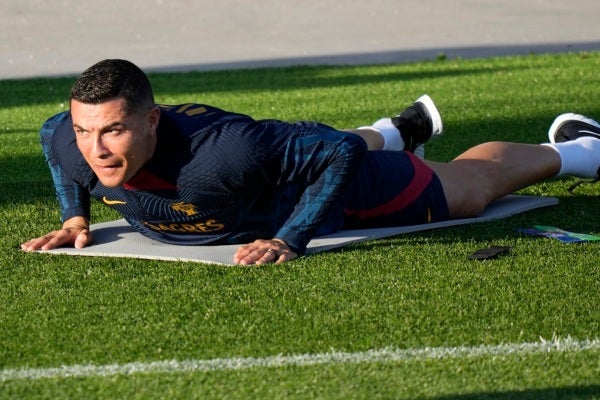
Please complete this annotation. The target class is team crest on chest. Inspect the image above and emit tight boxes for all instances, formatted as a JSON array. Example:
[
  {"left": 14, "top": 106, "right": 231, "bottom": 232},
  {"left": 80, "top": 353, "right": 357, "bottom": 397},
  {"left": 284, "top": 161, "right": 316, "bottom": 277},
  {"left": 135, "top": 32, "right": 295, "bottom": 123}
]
[{"left": 171, "top": 202, "right": 199, "bottom": 216}]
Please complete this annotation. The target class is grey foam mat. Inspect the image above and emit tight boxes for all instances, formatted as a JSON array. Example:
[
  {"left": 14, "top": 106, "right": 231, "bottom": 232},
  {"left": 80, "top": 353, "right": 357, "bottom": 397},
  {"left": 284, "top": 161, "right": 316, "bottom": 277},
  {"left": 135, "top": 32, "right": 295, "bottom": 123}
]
[{"left": 44, "top": 195, "right": 558, "bottom": 265}]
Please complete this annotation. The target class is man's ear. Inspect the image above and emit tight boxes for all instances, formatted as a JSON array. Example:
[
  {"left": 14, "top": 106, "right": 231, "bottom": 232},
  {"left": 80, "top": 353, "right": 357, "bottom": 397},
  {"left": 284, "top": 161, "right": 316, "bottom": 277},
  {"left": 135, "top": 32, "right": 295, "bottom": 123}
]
[{"left": 147, "top": 106, "right": 161, "bottom": 131}]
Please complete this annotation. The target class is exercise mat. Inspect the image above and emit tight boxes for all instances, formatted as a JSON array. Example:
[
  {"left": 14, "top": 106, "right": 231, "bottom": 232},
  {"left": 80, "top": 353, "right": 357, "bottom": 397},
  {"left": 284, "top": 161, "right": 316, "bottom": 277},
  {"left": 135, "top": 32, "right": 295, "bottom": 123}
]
[{"left": 43, "top": 195, "right": 558, "bottom": 265}]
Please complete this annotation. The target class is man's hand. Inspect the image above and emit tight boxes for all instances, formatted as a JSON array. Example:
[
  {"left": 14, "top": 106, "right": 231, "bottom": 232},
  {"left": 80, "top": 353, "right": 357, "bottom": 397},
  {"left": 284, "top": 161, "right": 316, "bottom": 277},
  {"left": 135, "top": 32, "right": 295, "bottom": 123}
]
[
  {"left": 21, "top": 216, "right": 92, "bottom": 251},
  {"left": 234, "top": 238, "right": 298, "bottom": 266}
]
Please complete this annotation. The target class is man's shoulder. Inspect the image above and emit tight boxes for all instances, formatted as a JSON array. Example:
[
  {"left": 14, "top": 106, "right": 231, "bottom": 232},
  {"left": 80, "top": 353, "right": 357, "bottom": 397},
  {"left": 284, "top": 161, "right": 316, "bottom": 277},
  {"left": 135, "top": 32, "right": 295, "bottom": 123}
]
[
  {"left": 157, "top": 103, "right": 252, "bottom": 135},
  {"left": 40, "top": 110, "right": 72, "bottom": 140},
  {"left": 40, "top": 110, "right": 91, "bottom": 179},
  {"left": 158, "top": 103, "right": 239, "bottom": 118}
]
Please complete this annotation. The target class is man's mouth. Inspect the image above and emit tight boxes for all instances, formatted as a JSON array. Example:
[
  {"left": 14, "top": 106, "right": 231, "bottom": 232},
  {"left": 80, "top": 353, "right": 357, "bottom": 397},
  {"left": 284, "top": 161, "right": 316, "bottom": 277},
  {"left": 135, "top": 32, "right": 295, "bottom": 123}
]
[{"left": 94, "top": 163, "right": 122, "bottom": 174}]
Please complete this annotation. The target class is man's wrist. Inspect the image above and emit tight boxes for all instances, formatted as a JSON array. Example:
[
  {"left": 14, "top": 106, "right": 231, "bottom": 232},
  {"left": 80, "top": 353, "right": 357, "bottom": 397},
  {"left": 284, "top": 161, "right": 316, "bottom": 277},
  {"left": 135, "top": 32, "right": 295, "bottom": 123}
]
[{"left": 62, "top": 216, "right": 89, "bottom": 230}]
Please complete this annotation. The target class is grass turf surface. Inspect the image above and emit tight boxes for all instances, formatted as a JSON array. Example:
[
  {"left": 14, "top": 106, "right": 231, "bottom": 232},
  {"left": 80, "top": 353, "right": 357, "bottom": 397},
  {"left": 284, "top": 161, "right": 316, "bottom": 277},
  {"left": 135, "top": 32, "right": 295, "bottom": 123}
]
[{"left": 0, "top": 52, "right": 599, "bottom": 399}]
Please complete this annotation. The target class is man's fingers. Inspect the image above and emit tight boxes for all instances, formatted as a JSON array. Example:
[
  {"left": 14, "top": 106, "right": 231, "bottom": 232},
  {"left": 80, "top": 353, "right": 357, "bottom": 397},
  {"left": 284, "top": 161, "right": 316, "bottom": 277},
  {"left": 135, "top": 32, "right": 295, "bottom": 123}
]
[
  {"left": 21, "top": 227, "right": 91, "bottom": 252},
  {"left": 274, "top": 252, "right": 292, "bottom": 265},
  {"left": 21, "top": 234, "right": 59, "bottom": 251},
  {"left": 74, "top": 229, "right": 92, "bottom": 249},
  {"left": 20, "top": 238, "right": 42, "bottom": 251},
  {"left": 236, "top": 246, "right": 271, "bottom": 266},
  {"left": 257, "top": 248, "right": 293, "bottom": 265},
  {"left": 254, "top": 248, "right": 279, "bottom": 266},
  {"left": 40, "top": 230, "right": 72, "bottom": 250},
  {"left": 233, "top": 244, "right": 252, "bottom": 264},
  {"left": 234, "top": 239, "right": 297, "bottom": 265}
]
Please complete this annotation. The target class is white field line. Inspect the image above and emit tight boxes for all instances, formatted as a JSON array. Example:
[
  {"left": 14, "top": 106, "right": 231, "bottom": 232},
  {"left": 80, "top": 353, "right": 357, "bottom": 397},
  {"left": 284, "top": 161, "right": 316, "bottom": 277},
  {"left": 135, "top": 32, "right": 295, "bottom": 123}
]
[{"left": 1, "top": 337, "right": 598, "bottom": 382}]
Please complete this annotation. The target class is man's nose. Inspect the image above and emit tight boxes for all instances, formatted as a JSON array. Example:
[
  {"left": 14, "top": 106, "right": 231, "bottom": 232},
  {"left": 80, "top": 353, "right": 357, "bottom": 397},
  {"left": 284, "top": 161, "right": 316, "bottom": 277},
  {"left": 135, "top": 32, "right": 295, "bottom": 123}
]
[{"left": 91, "top": 135, "right": 111, "bottom": 158}]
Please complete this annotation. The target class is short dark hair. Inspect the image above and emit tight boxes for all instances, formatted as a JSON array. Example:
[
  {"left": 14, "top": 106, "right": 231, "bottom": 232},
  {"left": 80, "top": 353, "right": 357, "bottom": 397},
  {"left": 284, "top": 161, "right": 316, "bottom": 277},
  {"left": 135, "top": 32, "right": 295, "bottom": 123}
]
[{"left": 70, "top": 59, "right": 155, "bottom": 115}]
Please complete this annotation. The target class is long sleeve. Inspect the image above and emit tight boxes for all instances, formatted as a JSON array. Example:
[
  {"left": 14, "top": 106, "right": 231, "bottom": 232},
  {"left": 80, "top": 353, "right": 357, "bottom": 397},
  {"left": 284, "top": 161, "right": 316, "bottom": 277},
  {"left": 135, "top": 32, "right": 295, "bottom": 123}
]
[
  {"left": 274, "top": 131, "right": 368, "bottom": 254},
  {"left": 39, "top": 112, "right": 91, "bottom": 223}
]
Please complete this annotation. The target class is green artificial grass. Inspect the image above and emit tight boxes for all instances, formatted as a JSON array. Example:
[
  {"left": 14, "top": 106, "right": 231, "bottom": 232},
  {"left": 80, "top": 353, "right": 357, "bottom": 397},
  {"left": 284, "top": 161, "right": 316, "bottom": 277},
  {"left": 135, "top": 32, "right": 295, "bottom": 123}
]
[{"left": 1, "top": 52, "right": 599, "bottom": 399}]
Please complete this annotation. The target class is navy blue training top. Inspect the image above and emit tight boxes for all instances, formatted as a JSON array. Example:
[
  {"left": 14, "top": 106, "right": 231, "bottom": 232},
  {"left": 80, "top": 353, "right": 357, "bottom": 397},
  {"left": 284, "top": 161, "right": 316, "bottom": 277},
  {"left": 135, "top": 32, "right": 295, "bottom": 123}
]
[{"left": 40, "top": 103, "right": 368, "bottom": 254}]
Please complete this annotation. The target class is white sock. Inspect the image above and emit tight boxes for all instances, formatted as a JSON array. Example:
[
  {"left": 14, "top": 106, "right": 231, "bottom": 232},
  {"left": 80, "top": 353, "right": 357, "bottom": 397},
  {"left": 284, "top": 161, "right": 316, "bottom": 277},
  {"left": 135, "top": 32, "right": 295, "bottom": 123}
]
[
  {"left": 542, "top": 137, "right": 600, "bottom": 178},
  {"left": 360, "top": 118, "right": 405, "bottom": 151}
]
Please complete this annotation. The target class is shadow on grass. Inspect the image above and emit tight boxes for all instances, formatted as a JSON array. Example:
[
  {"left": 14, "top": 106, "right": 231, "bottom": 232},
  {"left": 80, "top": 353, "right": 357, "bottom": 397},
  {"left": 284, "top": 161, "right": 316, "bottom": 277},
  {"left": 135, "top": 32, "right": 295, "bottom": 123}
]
[
  {"left": 430, "top": 384, "right": 600, "bottom": 400},
  {"left": 0, "top": 152, "right": 51, "bottom": 205},
  {"left": 149, "top": 64, "right": 520, "bottom": 96},
  {"left": 0, "top": 62, "right": 528, "bottom": 108}
]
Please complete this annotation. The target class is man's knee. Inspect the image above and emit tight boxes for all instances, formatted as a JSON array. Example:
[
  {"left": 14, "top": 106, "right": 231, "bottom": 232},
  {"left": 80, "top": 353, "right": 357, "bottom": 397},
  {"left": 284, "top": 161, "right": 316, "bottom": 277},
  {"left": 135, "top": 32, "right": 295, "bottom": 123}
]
[{"left": 454, "top": 192, "right": 488, "bottom": 218}]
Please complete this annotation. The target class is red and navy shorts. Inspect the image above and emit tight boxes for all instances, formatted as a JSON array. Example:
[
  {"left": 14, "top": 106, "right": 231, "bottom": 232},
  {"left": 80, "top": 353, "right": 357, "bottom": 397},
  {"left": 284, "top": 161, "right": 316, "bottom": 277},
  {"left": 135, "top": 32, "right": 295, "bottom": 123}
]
[{"left": 342, "top": 151, "right": 449, "bottom": 228}]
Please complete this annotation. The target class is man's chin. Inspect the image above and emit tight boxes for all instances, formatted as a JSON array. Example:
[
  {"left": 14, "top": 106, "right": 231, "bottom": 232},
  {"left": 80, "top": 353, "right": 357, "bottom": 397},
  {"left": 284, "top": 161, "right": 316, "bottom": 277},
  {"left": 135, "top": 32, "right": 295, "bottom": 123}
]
[
  {"left": 99, "top": 180, "right": 124, "bottom": 188},
  {"left": 96, "top": 174, "right": 126, "bottom": 188}
]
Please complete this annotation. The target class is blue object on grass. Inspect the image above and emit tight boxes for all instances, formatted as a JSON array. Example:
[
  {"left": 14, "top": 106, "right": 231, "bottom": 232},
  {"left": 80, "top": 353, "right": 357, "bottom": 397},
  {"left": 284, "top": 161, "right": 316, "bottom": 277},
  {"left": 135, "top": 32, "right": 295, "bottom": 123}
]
[{"left": 517, "top": 225, "right": 600, "bottom": 243}]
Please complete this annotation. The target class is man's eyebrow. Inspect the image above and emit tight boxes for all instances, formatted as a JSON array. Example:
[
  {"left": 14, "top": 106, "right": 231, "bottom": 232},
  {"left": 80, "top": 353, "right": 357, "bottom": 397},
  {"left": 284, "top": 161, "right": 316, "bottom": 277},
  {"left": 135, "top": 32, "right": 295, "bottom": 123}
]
[
  {"left": 72, "top": 123, "right": 87, "bottom": 132},
  {"left": 72, "top": 121, "right": 126, "bottom": 132},
  {"left": 101, "top": 122, "right": 126, "bottom": 131}
]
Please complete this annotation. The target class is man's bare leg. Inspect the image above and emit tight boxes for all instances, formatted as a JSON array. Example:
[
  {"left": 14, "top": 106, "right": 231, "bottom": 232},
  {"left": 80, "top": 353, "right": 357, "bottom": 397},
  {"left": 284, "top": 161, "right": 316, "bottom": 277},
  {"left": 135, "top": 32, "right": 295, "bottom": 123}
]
[
  {"left": 345, "top": 128, "right": 385, "bottom": 150},
  {"left": 426, "top": 142, "right": 561, "bottom": 218}
]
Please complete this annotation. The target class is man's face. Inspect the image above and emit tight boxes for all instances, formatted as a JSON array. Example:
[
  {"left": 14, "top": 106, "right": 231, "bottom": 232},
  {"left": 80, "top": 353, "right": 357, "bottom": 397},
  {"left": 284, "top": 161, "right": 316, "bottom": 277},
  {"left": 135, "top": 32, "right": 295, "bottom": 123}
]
[{"left": 71, "top": 98, "right": 159, "bottom": 187}]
